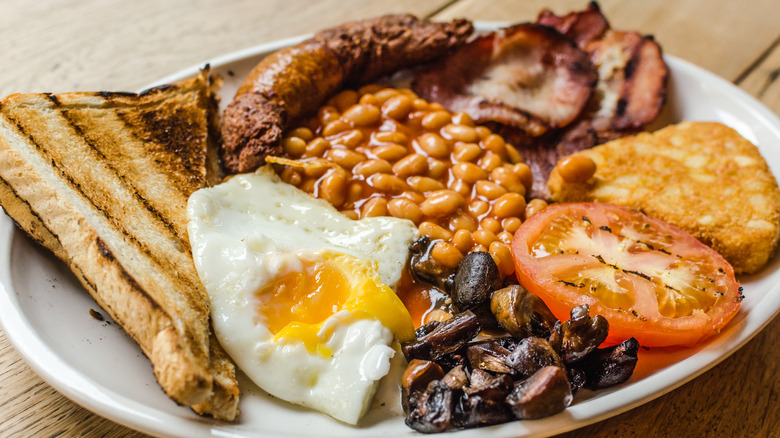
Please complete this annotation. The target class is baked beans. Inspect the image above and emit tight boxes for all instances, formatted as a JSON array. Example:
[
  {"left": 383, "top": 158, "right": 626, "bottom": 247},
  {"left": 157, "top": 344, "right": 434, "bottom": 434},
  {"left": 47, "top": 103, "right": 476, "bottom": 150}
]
[
  {"left": 556, "top": 155, "right": 597, "bottom": 183},
  {"left": 276, "top": 86, "right": 537, "bottom": 275},
  {"left": 525, "top": 198, "right": 548, "bottom": 219}
]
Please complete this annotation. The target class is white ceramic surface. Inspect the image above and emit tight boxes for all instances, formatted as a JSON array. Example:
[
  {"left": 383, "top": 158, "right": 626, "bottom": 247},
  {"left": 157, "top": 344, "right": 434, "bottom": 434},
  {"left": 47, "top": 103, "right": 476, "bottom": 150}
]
[{"left": 2, "top": 25, "right": 780, "bottom": 438}]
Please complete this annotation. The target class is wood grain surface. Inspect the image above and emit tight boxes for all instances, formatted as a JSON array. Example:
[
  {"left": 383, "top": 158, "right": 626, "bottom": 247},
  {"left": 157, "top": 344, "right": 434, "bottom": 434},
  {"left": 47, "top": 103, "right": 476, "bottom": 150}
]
[{"left": 1, "top": 1, "right": 779, "bottom": 437}]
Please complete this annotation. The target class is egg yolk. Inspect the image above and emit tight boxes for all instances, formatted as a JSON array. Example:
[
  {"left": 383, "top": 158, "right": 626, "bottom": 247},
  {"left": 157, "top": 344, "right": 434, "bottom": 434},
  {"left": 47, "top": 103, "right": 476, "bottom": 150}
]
[{"left": 255, "top": 252, "right": 415, "bottom": 356}]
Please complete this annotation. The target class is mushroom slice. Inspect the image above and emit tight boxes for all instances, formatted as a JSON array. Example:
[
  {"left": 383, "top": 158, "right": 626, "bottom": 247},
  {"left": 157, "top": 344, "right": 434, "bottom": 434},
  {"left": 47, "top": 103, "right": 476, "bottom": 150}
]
[
  {"left": 490, "top": 284, "right": 558, "bottom": 339},
  {"left": 505, "top": 337, "right": 563, "bottom": 378},
  {"left": 506, "top": 366, "right": 573, "bottom": 419},
  {"left": 441, "top": 365, "right": 470, "bottom": 389},
  {"left": 409, "top": 236, "right": 457, "bottom": 292},
  {"left": 453, "top": 371, "right": 514, "bottom": 428},
  {"left": 560, "top": 305, "right": 609, "bottom": 364},
  {"left": 402, "top": 359, "right": 446, "bottom": 414},
  {"left": 580, "top": 337, "right": 640, "bottom": 389},
  {"left": 466, "top": 342, "right": 514, "bottom": 374},
  {"left": 413, "top": 23, "right": 597, "bottom": 135},
  {"left": 402, "top": 310, "right": 481, "bottom": 362},
  {"left": 405, "top": 380, "right": 457, "bottom": 433}
]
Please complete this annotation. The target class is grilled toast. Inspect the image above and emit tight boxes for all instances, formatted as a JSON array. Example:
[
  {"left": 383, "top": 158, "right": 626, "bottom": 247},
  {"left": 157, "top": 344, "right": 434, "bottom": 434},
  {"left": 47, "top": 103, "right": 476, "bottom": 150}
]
[
  {"left": 0, "top": 69, "right": 239, "bottom": 420},
  {"left": 548, "top": 121, "right": 780, "bottom": 274}
]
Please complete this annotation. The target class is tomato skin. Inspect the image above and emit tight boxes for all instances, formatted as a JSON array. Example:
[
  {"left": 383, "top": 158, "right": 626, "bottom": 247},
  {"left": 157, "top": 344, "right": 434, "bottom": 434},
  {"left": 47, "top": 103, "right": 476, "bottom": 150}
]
[{"left": 512, "top": 203, "right": 741, "bottom": 347}]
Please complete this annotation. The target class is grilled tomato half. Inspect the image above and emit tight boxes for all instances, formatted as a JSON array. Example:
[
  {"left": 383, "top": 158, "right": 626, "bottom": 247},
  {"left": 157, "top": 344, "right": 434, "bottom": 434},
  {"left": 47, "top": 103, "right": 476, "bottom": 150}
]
[{"left": 511, "top": 203, "right": 742, "bottom": 347}]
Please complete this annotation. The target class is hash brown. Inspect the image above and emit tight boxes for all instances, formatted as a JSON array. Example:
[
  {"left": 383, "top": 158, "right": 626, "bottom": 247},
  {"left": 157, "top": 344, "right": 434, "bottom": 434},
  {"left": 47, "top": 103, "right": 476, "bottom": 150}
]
[{"left": 548, "top": 121, "right": 780, "bottom": 274}]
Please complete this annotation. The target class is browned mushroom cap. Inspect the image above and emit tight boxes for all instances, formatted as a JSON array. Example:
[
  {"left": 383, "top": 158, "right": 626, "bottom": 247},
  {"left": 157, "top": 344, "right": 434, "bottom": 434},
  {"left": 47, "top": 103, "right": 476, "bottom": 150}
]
[
  {"left": 405, "top": 380, "right": 457, "bottom": 433},
  {"left": 453, "top": 252, "right": 502, "bottom": 312},
  {"left": 505, "top": 337, "right": 563, "bottom": 378},
  {"left": 402, "top": 359, "right": 446, "bottom": 413},
  {"left": 403, "top": 360, "right": 446, "bottom": 395},
  {"left": 490, "top": 284, "right": 558, "bottom": 339},
  {"left": 413, "top": 23, "right": 597, "bottom": 135},
  {"left": 506, "top": 365, "right": 573, "bottom": 419},
  {"left": 409, "top": 236, "right": 457, "bottom": 292},
  {"left": 453, "top": 371, "right": 515, "bottom": 428},
  {"left": 580, "top": 337, "right": 640, "bottom": 389}
]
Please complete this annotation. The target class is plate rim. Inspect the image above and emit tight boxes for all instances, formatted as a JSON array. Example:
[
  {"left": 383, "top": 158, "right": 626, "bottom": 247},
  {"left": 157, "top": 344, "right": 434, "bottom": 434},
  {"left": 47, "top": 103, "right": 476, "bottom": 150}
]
[{"left": 2, "top": 23, "right": 780, "bottom": 438}]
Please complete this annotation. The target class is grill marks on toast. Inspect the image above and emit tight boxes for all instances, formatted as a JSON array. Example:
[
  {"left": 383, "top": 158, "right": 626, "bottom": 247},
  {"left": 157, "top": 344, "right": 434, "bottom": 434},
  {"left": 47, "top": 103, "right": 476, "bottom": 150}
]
[
  {"left": 0, "top": 72, "right": 240, "bottom": 419},
  {"left": 0, "top": 176, "right": 69, "bottom": 262},
  {"left": 0, "top": 86, "right": 213, "bottom": 404},
  {"left": 0, "top": 114, "right": 171, "bottom": 333},
  {"left": 6, "top": 107, "right": 200, "bottom": 306},
  {"left": 72, "top": 116, "right": 181, "bottom": 237},
  {"left": 60, "top": 110, "right": 184, "bottom": 253},
  {"left": 0, "top": 116, "right": 167, "bottom": 318},
  {"left": 2, "top": 103, "right": 209, "bottom": 381},
  {"left": 136, "top": 107, "right": 205, "bottom": 176},
  {"left": 94, "top": 235, "right": 163, "bottom": 313},
  {"left": 67, "top": 90, "right": 209, "bottom": 248}
]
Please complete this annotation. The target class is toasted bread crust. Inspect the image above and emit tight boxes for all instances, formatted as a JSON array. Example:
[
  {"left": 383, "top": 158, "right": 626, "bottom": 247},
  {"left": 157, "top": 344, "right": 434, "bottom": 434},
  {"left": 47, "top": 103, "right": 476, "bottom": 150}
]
[
  {"left": 548, "top": 121, "right": 780, "bottom": 274},
  {"left": 0, "top": 70, "right": 238, "bottom": 420}
]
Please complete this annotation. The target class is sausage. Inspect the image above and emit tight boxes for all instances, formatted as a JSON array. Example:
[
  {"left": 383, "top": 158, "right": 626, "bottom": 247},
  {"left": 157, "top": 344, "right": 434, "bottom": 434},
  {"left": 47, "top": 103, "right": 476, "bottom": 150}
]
[{"left": 221, "top": 14, "right": 474, "bottom": 174}]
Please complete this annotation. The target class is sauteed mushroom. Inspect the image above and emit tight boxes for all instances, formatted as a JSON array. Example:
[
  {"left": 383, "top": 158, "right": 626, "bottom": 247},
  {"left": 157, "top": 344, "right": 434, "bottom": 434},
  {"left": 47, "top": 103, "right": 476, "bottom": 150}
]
[
  {"left": 452, "top": 252, "right": 502, "bottom": 311},
  {"left": 402, "top": 359, "right": 446, "bottom": 413},
  {"left": 409, "top": 236, "right": 457, "bottom": 292},
  {"left": 402, "top": 310, "right": 481, "bottom": 362},
  {"left": 453, "top": 371, "right": 514, "bottom": 428},
  {"left": 567, "top": 366, "right": 587, "bottom": 395},
  {"left": 400, "top": 299, "right": 638, "bottom": 432},
  {"left": 466, "top": 341, "right": 514, "bottom": 374},
  {"left": 580, "top": 337, "right": 640, "bottom": 389},
  {"left": 505, "top": 337, "right": 563, "bottom": 378},
  {"left": 441, "top": 365, "right": 469, "bottom": 389},
  {"left": 560, "top": 304, "right": 609, "bottom": 363},
  {"left": 405, "top": 380, "right": 458, "bottom": 433},
  {"left": 505, "top": 365, "right": 573, "bottom": 419},
  {"left": 490, "top": 284, "right": 558, "bottom": 338}
]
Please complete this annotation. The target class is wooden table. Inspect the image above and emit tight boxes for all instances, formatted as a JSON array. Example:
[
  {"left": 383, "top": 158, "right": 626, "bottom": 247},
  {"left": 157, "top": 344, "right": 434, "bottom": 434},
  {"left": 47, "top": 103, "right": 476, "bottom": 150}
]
[{"left": 1, "top": 0, "right": 779, "bottom": 436}]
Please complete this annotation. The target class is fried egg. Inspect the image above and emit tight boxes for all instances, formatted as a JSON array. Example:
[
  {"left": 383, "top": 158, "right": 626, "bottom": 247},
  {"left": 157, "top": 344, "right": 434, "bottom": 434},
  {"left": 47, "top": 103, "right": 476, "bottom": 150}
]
[{"left": 187, "top": 166, "right": 418, "bottom": 424}]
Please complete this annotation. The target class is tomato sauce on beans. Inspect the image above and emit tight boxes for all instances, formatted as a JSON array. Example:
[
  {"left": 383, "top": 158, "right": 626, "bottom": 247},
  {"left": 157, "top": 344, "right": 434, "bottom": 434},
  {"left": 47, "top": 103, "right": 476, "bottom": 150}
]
[{"left": 276, "top": 86, "right": 539, "bottom": 277}]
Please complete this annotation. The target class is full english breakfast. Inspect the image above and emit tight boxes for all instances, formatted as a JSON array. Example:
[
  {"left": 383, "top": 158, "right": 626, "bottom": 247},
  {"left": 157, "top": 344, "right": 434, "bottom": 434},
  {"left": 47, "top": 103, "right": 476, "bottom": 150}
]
[{"left": 0, "top": 1, "right": 777, "bottom": 435}]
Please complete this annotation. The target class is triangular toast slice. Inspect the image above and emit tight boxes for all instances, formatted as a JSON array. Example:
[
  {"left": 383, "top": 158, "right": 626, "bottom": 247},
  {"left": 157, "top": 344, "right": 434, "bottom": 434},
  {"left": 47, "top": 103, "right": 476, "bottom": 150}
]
[{"left": 0, "top": 69, "right": 239, "bottom": 420}]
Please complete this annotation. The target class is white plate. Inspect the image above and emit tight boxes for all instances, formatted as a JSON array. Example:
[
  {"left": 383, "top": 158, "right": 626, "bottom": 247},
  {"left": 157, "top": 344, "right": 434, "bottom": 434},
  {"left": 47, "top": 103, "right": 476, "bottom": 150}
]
[{"left": 2, "top": 23, "right": 780, "bottom": 438}]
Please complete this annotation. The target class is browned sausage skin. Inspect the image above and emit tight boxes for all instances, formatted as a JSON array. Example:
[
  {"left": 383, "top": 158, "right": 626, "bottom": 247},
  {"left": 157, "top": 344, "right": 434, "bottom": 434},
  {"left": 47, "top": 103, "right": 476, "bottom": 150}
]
[{"left": 221, "top": 14, "right": 474, "bottom": 174}]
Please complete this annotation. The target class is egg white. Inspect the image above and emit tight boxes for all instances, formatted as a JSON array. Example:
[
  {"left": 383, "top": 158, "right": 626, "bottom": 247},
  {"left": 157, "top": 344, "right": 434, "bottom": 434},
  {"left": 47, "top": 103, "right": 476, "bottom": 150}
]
[{"left": 187, "top": 166, "right": 418, "bottom": 424}]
